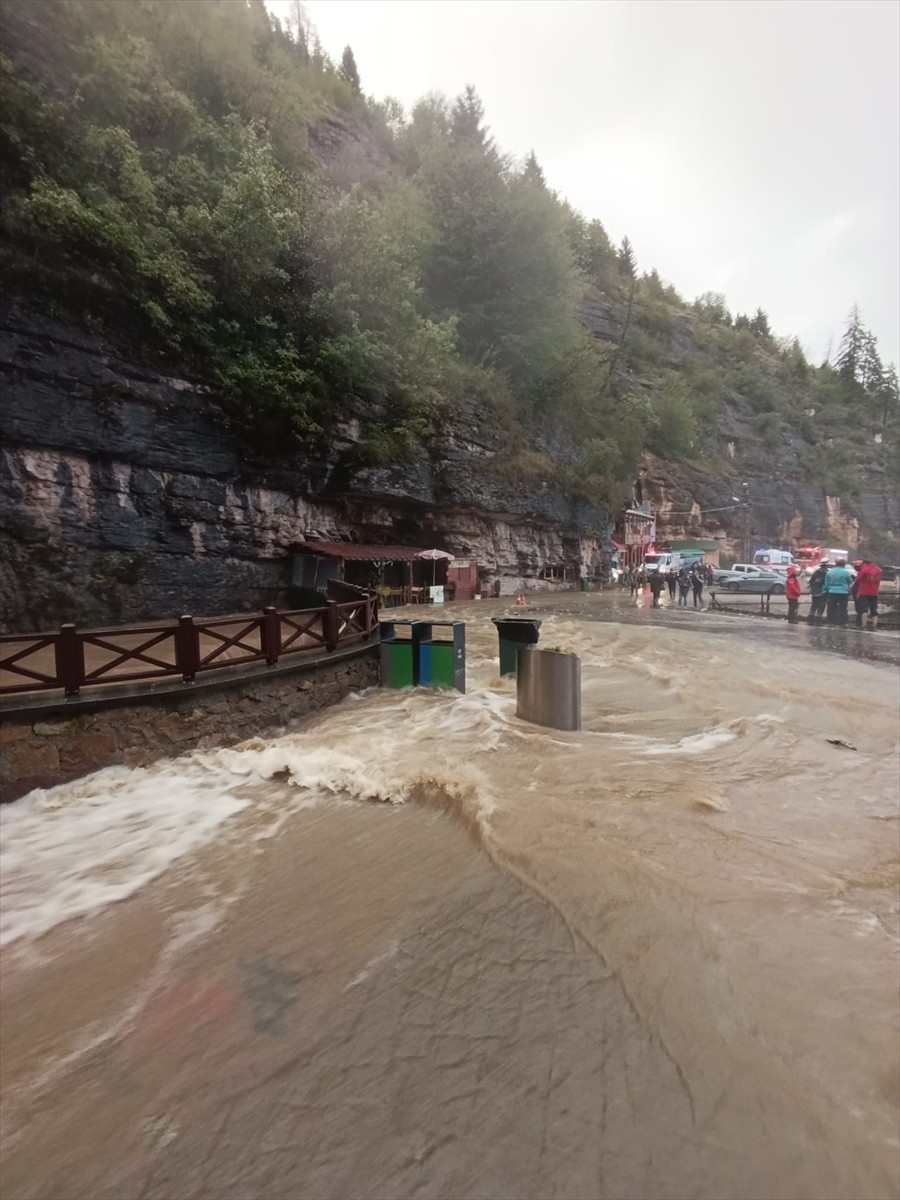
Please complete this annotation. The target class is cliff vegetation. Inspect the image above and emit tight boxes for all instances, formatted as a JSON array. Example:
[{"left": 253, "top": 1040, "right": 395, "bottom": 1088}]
[{"left": 1, "top": 0, "right": 897, "bottom": 551}]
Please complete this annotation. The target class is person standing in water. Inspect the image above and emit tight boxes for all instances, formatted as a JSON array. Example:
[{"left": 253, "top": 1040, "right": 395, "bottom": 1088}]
[
  {"left": 807, "top": 561, "right": 828, "bottom": 623},
  {"left": 677, "top": 568, "right": 691, "bottom": 608},
  {"left": 691, "top": 567, "right": 704, "bottom": 608},
  {"left": 854, "top": 557, "right": 883, "bottom": 630},
  {"left": 648, "top": 571, "right": 665, "bottom": 607},
  {"left": 785, "top": 565, "right": 802, "bottom": 622},
  {"left": 824, "top": 558, "right": 853, "bottom": 626}
]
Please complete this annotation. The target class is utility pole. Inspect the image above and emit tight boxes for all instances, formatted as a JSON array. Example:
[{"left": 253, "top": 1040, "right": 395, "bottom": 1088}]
[{"left": 742, "top": 482, "right": 751, "bottom": 562}]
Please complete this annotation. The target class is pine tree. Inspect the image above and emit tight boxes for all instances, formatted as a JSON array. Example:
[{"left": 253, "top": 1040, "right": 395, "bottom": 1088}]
[
  {"left": 858, "top": 328, "right": 883, "bottom": 393},
  {"left": 617, "top": 235, "right": 636, "bottom": 279},
  {"left": 285, "top": 0, "right": 310, "bottom": 60},
  {"left": 339, "top": 45, "right": 361, "bottom": 96},
  {"left": 878, "top": 363, "right": 899, "bottom": 429},
  {"left": 834, "top": 304, "right": 866, "bottom": 381},
  {"left": 749, "top": 307, "right": 770, "bottom": 337},
  {"left": 451, "top": 86, "right": 490, "bottom": 147},
  {"left": 522, "top": 151, "right": 545, "bottom": 188}
]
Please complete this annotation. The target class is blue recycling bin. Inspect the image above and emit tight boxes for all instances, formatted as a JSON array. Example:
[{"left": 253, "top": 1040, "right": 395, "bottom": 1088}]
[{"left": 413, "top": 621, "right": 466, "bottom": 693}]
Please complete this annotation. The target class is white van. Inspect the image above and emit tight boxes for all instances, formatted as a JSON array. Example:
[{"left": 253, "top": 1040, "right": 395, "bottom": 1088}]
[
  {"left": 643, "top": 552, "right": 680, "bottom": 574},
  {"left": 753, "top": 549, "right": 794, "bottom": 571}
]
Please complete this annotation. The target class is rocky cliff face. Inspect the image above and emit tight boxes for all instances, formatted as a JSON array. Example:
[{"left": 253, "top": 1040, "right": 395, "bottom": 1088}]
[
  {"left": 0, "top": 313, "right": 605, "bottom": 631},
  {"left": 640, "top": 455, "right": 896, "bottom": 561},
  {"left": 2, "top": 310, "right": 897, "bottom": 633}
]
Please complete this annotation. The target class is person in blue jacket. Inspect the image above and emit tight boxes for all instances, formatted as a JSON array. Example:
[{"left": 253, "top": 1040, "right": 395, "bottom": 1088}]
[{"left": 824, "top": 559, "right": 853, "bottom": 626}]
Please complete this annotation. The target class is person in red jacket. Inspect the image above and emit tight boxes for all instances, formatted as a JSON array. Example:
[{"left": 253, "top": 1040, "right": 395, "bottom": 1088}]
[
  {"left": 785, "top": 565, "right": 802, "bottom": 622},
  {"left": 854, "top": 557, "right": 883, "bottom": 629}
]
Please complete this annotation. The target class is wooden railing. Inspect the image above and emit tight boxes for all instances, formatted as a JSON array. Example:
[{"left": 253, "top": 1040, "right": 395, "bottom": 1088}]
[{"left": 0, "top": 594, "right": 378, "bottom": 698}]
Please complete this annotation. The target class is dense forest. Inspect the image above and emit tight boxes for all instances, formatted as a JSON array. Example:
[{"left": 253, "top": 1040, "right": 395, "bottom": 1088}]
[{"left": 1, "top": 0, "right": 897, "bottom": 544}]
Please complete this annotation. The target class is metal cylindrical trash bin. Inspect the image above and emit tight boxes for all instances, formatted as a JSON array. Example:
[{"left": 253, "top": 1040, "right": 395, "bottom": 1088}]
[
  {"left": 379, "top": 620, "right": 421, "bottom": 688},
  {"left": 415, "top": 621, "right": 465, "bottom": 693},
  {"left": 491, "top": 617, "right": 542, "bottom": 677},
  {"left": 516, "top": 649, "right": 581, "bottom": 731}
]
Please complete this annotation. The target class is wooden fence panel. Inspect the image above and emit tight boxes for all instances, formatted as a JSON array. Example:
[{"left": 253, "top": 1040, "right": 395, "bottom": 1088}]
[
  {"left": 0, "top": 635, "right": 59, "bottom": 693},
  {"left": 279, "top": 607, "right": 328, "bottom": 654},
  {"left": 0, "top": 595, "right": 379, "bottom": 698},
  {"left": 194, "top": 617, "right": 266, "bottom": 672},
  {"left": 80, "top": 625, "right": 179, "bottom": 687}
]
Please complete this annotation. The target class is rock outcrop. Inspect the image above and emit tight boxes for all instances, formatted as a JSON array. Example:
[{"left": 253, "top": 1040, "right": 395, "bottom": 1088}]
[
  {"left": 0, "top": 313, "right": 604, "bottom": 631},
  {"left": 1, "top": 310, "right": 897, "bottom": 633}
]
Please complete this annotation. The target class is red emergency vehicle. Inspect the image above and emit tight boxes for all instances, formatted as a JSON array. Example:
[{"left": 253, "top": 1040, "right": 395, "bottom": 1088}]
[{"left": 794, "top": 545, "right": 826, "bottom": 575}]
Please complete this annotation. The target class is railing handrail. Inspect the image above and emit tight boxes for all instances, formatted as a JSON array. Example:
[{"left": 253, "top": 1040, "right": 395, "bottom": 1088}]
[{"left": 0, "top": 597, "right": 379, "bottom": 699}]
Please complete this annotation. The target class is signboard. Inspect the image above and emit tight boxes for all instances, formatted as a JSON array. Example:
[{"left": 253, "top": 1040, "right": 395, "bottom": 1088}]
[{"left": 448, "top": 559, "right": 471, "bottom": 569}]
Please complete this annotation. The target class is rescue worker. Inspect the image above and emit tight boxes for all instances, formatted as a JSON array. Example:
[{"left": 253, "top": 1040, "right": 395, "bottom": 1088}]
[
  {"left": 691, "top": 566, "right": 704, "bottom": 608},
  {"left": 807, "top": 561, "right": 828, "bottom": 623},
  {"left": 824, "top": 558, "right": 853, "bottom": 626},
  {"left": 648, "top": 570, "right": 665, "bottom": 608},
  {"left": 677, "top": 567, "right": 691, "bottom": 608},
  {"left": 785, "top": 565, "right": 802, "bottom": 622},
  {"left": 854, "top": 557, "right": 883, "bottom": 630}
]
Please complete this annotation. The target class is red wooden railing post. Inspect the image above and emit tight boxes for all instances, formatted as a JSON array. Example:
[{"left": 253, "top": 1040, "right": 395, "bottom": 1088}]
[
  {"left": 176, "top": 615, "right": 200, "bottom": 681},
  {"left": 261, "top": 606, "right": 280, "bottom": 665},
  {"left": 55, "top": 624, "right": 84, "bottom": 696},
  {"left": 325, "top": 602, "right": 340, "bottom": 652},
  {"left": 362, "top": 594, "right": 376, "bottom": 639}
]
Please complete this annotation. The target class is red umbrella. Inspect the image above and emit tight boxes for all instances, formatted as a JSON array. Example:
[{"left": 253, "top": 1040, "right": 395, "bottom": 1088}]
[{"left": 416, "top": 548, "right": 454, "bottom": 586}]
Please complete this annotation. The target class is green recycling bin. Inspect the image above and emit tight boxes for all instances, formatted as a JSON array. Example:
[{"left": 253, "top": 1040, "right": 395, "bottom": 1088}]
[
  {"left": 379, "top": 620, "right": 421, "bottom": 688},
  {"left": 491, "top": 617, "right": 542, "bottom": 677},
  {"left": 415, "top": 621, "right": 465, "bottom": 693}
]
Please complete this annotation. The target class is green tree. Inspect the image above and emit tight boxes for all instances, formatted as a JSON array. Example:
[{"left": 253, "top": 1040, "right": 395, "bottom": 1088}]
[
  {"left": 834, "top": 304, "right": 865, "bottom": 381},
  {"left": 339, "top": 45, "right": 361, "bottom": 96},
  {"left": 617, "top": 235, "right": 637, "bottom": 279},
  {"left": 451, "top": 85, "right": 491, "bottom": 147},
  {"left": 521, "top": 150, "right": 546, "bottom": 188},
  {"left": 749, "top": 307, "right": 770, "bottom": 337}
]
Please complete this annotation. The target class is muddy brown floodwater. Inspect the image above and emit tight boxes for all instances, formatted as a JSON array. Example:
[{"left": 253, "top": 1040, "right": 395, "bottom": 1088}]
[{"left": 1, "top": 594, "right": 898, "bottom": 1200}]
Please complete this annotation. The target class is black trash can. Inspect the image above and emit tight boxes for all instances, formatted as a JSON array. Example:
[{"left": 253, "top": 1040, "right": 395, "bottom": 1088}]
[{"left": 491, "top": 617, "right": 542, "bottom": 677}]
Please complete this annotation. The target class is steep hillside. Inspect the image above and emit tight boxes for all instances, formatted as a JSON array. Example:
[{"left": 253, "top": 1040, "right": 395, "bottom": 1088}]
[{"left": 0, "top": 0, "right": 897, "bottom": 612}]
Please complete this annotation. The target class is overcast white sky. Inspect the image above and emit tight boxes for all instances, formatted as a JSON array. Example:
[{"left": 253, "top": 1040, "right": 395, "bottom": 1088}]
[{"left": 276, "top": 0, "right": 899, "bottom": 368}]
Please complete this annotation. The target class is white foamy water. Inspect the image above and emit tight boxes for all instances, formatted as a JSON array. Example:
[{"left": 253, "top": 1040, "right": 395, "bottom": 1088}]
[{"left": 0, "top": 764, "right": 251, "bottom": 947}]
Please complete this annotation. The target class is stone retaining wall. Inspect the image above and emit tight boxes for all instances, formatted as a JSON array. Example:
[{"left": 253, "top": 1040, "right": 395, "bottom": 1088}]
[{"left": 0, "top": 646, "right": 379, "bottom": 803}]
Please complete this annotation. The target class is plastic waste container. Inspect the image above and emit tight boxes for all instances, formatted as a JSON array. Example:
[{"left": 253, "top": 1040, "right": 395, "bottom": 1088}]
[
  {"left": 379, "top": 620, "right": 421, "bottom": 688},
  {"left": 415, "top": 621, "right": 465, "bottom": 693},
  {"left": 491, "top": 617, "right": 542, "bottom": 677}
]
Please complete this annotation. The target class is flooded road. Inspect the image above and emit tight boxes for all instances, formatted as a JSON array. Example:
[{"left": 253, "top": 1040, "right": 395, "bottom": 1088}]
[{"left": 1, "top": 593, "right": 898, "bottom": 1200}]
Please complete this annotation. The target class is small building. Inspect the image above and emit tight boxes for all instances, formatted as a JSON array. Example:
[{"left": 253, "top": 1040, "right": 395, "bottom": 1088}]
[
  {"left": 616, "top": 502, "right": 656, "bottom": 570},
  {"left": 668, "top": 538, "right": 722, "bottom": 568},
  {"left": 292, "top": 541, "right": 429, "bottom": 606}
]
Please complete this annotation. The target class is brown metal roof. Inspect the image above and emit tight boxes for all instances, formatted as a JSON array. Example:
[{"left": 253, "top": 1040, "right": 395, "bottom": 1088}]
[{"left": 298, "top": 541, "right": 425, "bottom": 562}]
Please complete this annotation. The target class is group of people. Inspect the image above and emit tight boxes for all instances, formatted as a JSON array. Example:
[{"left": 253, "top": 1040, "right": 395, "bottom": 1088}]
[
  {"left": 626, "top": 563, "right": 712, "bottom": 609},
  {"left": 803, "top": 557, "right": 883, "bottom": 629},
  {"left": 624, "top": 556, "right": 884, "bottom": 630}
]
